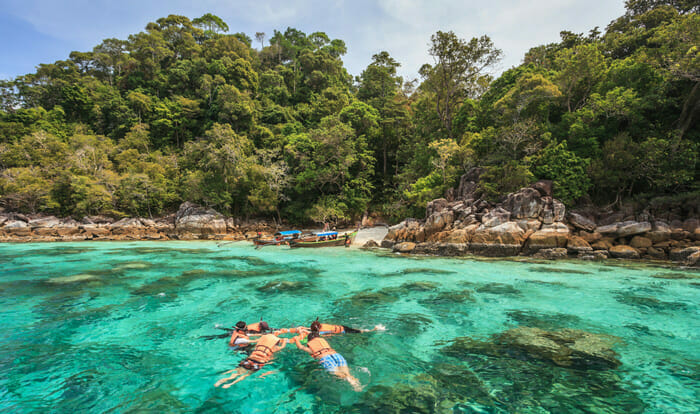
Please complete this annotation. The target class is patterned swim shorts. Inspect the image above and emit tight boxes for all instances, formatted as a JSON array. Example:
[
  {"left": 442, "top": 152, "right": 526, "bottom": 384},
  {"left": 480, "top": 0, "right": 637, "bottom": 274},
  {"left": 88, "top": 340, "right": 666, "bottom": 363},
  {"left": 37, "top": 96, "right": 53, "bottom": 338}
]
[{"left": 318, "top": 353, "right": 347, "bottom": 371}]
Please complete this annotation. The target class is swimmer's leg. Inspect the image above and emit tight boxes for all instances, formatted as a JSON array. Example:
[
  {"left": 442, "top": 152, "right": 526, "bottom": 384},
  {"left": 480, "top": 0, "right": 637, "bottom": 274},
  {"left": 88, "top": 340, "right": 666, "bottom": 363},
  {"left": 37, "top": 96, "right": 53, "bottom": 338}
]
[{"left": 223, "top": 370, "right": 253, "bottom": 388}]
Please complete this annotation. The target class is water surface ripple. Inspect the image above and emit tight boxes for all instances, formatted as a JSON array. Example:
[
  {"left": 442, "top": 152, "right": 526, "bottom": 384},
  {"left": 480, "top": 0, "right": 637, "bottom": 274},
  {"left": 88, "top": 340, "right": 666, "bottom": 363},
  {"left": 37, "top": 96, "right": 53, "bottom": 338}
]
[{"left": 0, "top": 242, "right": 698, "bottom": 413}]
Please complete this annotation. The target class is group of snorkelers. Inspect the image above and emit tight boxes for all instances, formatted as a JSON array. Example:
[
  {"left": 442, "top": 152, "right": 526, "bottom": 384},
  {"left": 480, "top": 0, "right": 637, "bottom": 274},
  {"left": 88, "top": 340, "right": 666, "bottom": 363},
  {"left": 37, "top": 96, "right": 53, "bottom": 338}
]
[{"left": 214, "top": 318, "right": 384, "bottom": 391}]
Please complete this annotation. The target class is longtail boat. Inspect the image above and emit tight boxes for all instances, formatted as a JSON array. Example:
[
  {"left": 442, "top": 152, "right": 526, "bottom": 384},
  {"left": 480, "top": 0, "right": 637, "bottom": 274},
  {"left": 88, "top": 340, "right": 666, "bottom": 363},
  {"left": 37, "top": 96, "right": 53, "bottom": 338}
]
[
  {"left": 253, "top": 230, "right": 302, "bottom": 246},
  {"left": 288, "top": 231, "right": 357, "bottom": 248}
]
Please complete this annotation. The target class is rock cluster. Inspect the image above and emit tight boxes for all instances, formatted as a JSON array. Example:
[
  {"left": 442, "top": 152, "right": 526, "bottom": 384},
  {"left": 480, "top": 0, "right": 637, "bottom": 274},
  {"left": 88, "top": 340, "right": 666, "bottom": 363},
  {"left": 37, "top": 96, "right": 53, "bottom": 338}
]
[
  {"left": 383, "top": 174, "right": 700, "bottom": 266},
  {"left": 0, "top": 202, "right": 271, "bottom": 242}
]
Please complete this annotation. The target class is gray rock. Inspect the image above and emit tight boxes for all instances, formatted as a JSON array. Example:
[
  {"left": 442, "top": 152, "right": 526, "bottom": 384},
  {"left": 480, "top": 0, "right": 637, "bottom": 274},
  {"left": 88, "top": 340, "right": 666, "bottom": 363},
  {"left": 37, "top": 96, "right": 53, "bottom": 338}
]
[
  {"left": 616, "top": 221, "right": 652, "bottom": 238},
  {"left": 567, "top": 212, "right": 596, "bottom": 232},
  {"left": 362, "top": 240, "right": 379, "bottom": 248},
  {"left": 503, "top": 187, "right": 544, "bottom": 219},
  {"left": 482, "top": 207, "right": 511, "bottom": 227},
  {"left": 28, "top": 216, "right": 60, "bottom": 228},
  {"left": 3, "top": 220, "right": 28, "bottom": 229},
  {"left": 380, "top": 240, "right": 395, "bottom": 249},
  {"left": 532, "top": 248, "right": 568, "bottom": 260},
  {"left": 175, "top": 202, "right": 226, "bottom": 235},
  {"left": 669, "top": 246, "right": 700, "bottom": 262}
]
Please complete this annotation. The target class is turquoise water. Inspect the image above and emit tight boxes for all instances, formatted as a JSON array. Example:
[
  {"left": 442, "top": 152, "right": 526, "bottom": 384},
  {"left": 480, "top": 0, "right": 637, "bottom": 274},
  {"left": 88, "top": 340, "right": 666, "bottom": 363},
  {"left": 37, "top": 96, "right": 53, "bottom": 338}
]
[{"left": 0, "top": 242, "right": 698, "bottom": 413}]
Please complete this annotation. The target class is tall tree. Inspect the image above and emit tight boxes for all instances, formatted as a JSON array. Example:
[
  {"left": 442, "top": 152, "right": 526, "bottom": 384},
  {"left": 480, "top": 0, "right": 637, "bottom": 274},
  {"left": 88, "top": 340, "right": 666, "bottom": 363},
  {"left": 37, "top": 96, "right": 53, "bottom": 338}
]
[{"left": 419, "top": 31, "right": 502, "bottom": 138}]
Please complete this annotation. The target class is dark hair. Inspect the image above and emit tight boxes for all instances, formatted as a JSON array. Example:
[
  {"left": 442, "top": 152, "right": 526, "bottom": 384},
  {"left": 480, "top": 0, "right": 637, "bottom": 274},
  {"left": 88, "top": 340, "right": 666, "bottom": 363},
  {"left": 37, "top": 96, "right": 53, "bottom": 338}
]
[
  {"left": 259, "top": 321, "right": 270, "bottom": 331},
  {"left": 310, "top": 318, "right": 321, "bottom": 332},
  {"left": 307, "top": 330, "right": 320, "bottom": 342},
  {"left": 235, "top": 321, "right": 247, "bottom": 330}
]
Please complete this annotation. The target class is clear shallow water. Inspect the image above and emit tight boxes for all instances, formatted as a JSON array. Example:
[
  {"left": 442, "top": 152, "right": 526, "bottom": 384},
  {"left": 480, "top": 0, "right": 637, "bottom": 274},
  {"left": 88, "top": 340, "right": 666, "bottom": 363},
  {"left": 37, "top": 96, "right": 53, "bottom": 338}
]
[{"left": 0, "top": 242, "right": 698, "bottom": 413}]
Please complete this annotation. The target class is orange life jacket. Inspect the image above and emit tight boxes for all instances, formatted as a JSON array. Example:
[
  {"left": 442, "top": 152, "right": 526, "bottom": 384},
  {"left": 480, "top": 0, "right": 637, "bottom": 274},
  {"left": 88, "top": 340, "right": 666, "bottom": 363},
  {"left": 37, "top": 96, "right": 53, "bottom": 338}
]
[
  {"left": 319, "top": 323, "right": 344, "bottom": 334},
  {"left": 229, "top": 329, "right": 250, "bottom": 347},
  {"left": 249, "top": 334, "right": 279, "bottom": 363},
  {"left": 307, "top": 337, "right": 335, "bottom": 359},
  {"left": 247, "top": 322, "right": 262, "bottom": 332}
]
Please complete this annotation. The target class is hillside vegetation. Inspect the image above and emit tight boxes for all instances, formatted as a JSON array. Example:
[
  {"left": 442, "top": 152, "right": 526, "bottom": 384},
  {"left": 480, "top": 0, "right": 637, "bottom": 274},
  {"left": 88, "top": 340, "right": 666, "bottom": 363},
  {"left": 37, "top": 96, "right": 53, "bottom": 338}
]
[{"left": 0, "top": 1, "right": 697, "bottom": 224}]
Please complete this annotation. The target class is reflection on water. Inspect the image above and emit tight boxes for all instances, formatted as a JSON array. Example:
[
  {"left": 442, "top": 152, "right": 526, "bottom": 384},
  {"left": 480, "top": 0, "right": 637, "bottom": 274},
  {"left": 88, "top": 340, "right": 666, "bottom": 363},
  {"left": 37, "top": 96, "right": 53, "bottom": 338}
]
[{"left": 0, "top": 241, "right": 698, "bottom": 412}]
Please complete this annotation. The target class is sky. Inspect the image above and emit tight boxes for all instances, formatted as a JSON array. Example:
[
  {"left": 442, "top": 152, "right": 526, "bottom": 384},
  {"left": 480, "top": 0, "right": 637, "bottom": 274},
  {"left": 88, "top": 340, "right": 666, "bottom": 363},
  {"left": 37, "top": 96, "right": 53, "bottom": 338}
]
[{"left": 0, "top": 0, "right": 627, "bottom": 82}]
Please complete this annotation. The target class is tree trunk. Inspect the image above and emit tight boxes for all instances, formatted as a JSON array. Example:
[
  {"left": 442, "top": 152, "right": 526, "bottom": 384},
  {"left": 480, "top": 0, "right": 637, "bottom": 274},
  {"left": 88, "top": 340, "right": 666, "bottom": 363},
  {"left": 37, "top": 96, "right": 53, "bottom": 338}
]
[{"left": 678, "top": 81, "right": 700, "bottom": 138}]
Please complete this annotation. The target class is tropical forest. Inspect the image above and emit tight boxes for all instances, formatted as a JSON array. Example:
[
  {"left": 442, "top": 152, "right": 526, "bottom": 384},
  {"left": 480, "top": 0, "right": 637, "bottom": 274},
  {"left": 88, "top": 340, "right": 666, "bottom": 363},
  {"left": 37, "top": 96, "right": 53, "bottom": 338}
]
[{"left": 0, "top": 0, "right": 698, "bottom": 224}]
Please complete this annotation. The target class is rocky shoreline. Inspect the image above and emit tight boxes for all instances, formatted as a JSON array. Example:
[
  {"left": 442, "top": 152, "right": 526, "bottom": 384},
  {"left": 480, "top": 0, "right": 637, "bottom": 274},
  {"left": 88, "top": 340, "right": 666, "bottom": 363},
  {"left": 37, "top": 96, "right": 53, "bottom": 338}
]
[
  {"left": 378, "top": 175, "right": 700, "bottom": 267},
  {"left": 2, "top": 187, "right": 699, "bottom": 268},
  {"left": 0, "top": 202, "right": 272, "bottom": 243}
]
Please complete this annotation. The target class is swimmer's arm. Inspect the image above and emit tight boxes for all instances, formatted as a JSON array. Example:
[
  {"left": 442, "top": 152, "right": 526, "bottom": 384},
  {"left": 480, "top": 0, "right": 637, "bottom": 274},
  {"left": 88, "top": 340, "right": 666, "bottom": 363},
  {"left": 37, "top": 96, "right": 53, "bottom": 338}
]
[{"left": 292, "top": 337, "right": 312, "bottom": 354}]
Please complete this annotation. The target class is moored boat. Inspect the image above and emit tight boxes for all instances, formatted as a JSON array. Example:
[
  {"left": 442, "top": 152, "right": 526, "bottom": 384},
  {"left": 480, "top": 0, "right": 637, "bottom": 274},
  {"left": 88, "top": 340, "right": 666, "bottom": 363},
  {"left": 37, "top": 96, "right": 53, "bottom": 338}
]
[
  {"left": 252, "top": 230, "right": 302, "bottom": 246},
  {"left": 288, "top": 231, "right": 357, "bottom": 248}
]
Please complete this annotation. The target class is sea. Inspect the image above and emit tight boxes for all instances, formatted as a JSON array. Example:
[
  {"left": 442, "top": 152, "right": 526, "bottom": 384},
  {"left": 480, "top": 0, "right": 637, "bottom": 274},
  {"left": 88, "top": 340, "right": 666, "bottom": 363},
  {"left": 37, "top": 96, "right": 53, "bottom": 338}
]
[{"left": 0, "top": 241, "right": 698, "bottom": 413}]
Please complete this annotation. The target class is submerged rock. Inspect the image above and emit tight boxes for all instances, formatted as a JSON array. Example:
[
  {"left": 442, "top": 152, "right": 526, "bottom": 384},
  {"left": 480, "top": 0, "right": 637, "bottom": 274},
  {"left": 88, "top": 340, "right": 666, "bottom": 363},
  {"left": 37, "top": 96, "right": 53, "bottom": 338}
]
[
  {"left": 47, "top": 273, "right": 100, "bottom": 284},
  {"left": 476, "top": 283, "right": 521, "bottom": 295},
  {"left": 497, "top": 327, "right": 622, "bottom": 370},
  {"left": 256, "top": 280, "right": 312, "bottom": 293}
]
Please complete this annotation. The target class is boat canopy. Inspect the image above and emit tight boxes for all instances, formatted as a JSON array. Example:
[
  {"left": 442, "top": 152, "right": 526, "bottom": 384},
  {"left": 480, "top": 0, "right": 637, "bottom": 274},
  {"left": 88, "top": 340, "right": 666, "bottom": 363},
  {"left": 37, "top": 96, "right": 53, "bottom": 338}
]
[
  {"left": 275, "top": 230, "right": 301, "bottom": 236},
  {"left": 315, "top": 231, "right": 338, "bottom": 237}
]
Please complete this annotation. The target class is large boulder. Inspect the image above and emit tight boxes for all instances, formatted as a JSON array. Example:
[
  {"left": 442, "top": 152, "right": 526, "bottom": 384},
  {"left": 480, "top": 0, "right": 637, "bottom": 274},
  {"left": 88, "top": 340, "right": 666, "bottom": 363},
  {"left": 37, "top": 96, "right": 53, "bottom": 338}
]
[
  {"left": 109, "top": 218, "right": 145, "bottom": 236},
  {"left": 647, "top": 221, "right": 672, "bottom": 243},
  {"left": 426, "top": 198, "right": 450, "bottom": 217},
  {"left": 175, "top": 202, "right": 226, "bottom": 235},
  {"left": 525, "top": 223, "right": 569, "bottom": 253},
  {"left": 567, "top": 212, "right": 596, "bottom": 232},
  {"left": 393, "top": 242, "right": 416, "bottom": 253},
  {"left": 424, "top": 209, "right": 454, "bottom": 238},
  {"left": 530, "top": 180, "right": 553, "bottom": 197},
  {"left": 567, "top": 236, "right": 592, "bottom": 254},
  {"left": 28, "top": 216, "right": 61, "bottom": 228},
  {"left": 609, "top": 245, "right": 640, "bottom": 259},
  {"left": 495, "top": 327, "right": 621, "bottom": 370},
  {"left": 481, "top": 207, "right": 511, "bottom": 227},
  {"left": 470, "top": 221, "right": 526, "bottom": 257},
  {"left": 630, "top": 236, "right": 652, "bottom": 249},
  {"left": 669, "top": 246, "right": 700, "bottom": 262},
  {"left": 616, "top": 221, "right": 652, "bottom": 238},
  {"left": 503, "top": 188, "right": 544, "bottom": 219},
  {"left": 2, "top": 220, "right": 31, "bottom": 236}
]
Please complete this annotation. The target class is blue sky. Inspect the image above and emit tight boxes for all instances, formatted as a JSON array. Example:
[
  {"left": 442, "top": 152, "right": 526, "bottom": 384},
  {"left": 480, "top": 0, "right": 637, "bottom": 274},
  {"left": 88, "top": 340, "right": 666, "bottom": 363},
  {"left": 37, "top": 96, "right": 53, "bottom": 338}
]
[{"left": 0, "top": 0, "right": 626, "bottom": 82}]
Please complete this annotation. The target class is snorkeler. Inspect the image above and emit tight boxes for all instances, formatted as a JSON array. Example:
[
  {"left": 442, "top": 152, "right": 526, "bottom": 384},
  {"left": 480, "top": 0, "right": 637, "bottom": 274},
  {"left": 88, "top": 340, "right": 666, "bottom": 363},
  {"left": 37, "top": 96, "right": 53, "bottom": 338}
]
[
  {"left": 228, "top": 319, "right": 271, "bottom": 348},
  {"left": 293, "top": 329, "right": 362, "bottom": 391},
  {"left": 309, "top": 319, "right": 385, "bottom": 335},
  {"left": 215, "top": 333, "right": 287, "bottom": 388}
]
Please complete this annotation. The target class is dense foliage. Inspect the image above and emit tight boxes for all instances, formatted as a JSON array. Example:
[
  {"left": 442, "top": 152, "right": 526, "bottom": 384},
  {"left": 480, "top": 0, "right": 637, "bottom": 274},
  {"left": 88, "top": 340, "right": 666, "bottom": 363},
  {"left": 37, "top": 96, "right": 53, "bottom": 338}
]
[{"left": 1, "top": 1, "right": 697, "bottom": 223}]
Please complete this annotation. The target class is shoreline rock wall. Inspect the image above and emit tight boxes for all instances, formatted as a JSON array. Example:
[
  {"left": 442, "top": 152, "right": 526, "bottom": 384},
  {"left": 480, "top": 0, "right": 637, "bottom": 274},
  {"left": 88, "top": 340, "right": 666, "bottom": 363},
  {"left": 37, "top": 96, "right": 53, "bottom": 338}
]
[
  {"left": 0, "top": 202, "right": 274, "bottom": 243},
  {"left": 382, "top": 178, "right": 700, "bottom": 267}
]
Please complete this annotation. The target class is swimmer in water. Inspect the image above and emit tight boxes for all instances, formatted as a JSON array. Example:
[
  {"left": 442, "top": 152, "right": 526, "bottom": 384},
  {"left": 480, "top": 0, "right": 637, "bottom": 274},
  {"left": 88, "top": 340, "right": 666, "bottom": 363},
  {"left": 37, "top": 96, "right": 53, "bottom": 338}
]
[
  {"left": 215, "top": 333, "right": 287, "bottom": 388},
  {"left": 292, "top": 328, "right": 362, "bottom": 391}
]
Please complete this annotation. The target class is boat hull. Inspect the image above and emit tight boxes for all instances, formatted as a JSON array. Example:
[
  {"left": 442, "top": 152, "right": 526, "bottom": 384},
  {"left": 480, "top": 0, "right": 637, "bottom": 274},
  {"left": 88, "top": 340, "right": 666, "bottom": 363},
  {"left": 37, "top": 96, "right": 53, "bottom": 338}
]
[{"left": 288, "top": 232, "right": 357, "bottom": 248}]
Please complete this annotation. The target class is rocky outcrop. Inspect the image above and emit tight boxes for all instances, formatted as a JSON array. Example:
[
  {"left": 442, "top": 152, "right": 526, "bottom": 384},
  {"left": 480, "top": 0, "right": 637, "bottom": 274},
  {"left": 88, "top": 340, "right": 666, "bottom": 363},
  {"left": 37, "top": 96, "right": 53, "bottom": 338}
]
[
  {"left": 382, "top": 174, "right": 699, "bottom": 264},
  {"left": 175, "top": 202, "right": 227, "bottom": 235},
  {"left": 470, "top": 222, "right": 526, "bottom": 256},
  {"left": 0, "top": 202, "right": 261, "bottom": 242}
]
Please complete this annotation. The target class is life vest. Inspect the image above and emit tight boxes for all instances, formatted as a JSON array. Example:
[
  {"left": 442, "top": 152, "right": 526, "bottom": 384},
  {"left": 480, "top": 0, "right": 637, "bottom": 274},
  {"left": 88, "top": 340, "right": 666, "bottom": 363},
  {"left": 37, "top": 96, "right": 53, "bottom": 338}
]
[
  {"left": 229, "top": 329, "right": 249, "bottom": 347},
  {"left": 249, "top": 334, "right": 279, "bottom": 363},
  {"left": 319, "top": 323, "right": 344, "bottom": 334},
  {"left": 307, "top": 337, "right": 335, "bottom": 359}
]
